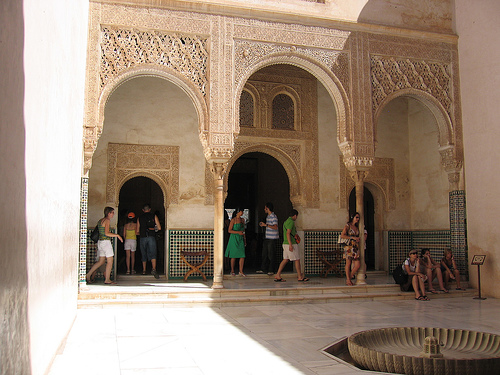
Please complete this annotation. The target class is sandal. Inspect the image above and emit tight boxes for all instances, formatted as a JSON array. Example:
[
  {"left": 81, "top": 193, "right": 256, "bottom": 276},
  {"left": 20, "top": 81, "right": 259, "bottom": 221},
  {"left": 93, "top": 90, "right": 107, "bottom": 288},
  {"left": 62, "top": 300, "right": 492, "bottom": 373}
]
[
  {"left": 126, "top": 271, "right": 130, "bottom": 275},
  {"left": 420, "top": 295, "right": 430, "bottom": 301},
  {"left": 429, "top": 289, "right": 438, "bottom": 294},
  {"left": 238, "top": 272, "right": 246, "bottom": 277},
  {"left": 104, "top": 281, "right": 117, "bottom": 285},
  {"left": 298, "top": 278, "right": 309, "bottom": 282},
  {"left": 131, "top": 270, "right": 136, "bottom": 274},
  {"left": 456, "top": 287, "right": 466, "bottom": 290},
  {"left": 274, "top": 278, "right": 286, "bottom": 282},
  {"left": 440, "top": 289, "right": 449, "bottom": 293},
  {"left": 142, "top": 271, "right": 147, "bottom": 275}
]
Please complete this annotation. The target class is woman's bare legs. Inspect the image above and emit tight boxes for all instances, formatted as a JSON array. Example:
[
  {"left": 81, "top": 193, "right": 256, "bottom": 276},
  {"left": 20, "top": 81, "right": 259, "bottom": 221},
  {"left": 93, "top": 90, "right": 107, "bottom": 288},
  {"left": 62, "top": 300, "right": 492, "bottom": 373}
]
[
  {"left": 230, "top": 258, "right": 236, "bottom": 274},
  {"left": 238, "top": 258, "right": 245, "bottom": 276},
  {"left": 351, "top": 260, "right": 361, "bottom": 281},
  {"left": 104, "top": 256, "right": 114, "bottom": 284},
  {"left": 86, "top": 257, "right": 106, "bottom": 282},
  {"left": 125, "top": 250, "right": 131, "bottom": 273},
  {"left": 435, "top": 268, "right": 447, "bottom": 291},
  {"left": 412, "top": 275, "right": 428, "bottom": 299},
  {"left": 345, "top": 258, "right": 353, "bottom": 285},
  {"left": 425, "top": 267, "right": 436, "bottom": 292}
]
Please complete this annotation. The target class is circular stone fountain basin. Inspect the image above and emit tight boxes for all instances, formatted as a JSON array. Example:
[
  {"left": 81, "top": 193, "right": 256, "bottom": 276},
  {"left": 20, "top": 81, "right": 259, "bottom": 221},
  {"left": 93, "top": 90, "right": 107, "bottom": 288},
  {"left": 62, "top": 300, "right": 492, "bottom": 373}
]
[{"left": 348, "top": 327, "right": 500, "bottom": 375}]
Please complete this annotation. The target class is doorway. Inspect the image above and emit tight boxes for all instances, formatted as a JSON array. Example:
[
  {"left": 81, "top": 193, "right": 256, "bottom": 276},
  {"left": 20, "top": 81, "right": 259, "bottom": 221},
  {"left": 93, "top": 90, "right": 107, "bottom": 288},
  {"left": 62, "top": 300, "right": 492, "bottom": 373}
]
[
  {"left": 225, "top": 152, "right": 292, "bottom": 273},
  {"left": 118, "top": 176, "right": 165, "bottom": 275},
  {"left": 349, "top": 187, "right": 375, "bottom": 270}
]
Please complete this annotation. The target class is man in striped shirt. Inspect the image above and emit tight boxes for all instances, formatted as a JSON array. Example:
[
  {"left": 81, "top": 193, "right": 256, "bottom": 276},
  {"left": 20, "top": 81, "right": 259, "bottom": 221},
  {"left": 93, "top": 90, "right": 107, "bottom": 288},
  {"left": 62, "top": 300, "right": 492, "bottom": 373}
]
[{"left": 257, "top": 202, "right": 279, "bottom": 275}]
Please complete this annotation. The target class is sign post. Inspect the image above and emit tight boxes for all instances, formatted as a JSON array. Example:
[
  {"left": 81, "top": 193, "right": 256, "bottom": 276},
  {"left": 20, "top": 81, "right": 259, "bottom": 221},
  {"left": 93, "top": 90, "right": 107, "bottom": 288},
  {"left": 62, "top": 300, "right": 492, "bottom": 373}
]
[{"left": 471, "top": 255, "right": 486, "bottom": 300}]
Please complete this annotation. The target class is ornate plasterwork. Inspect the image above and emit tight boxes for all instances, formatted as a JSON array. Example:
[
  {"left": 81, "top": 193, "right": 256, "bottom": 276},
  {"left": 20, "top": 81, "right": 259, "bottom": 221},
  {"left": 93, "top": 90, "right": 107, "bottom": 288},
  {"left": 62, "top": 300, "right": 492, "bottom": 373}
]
[
  {"left": 340, "top": 156, "right": 395, "bottom": 211},
  {"left": 371, "top": 56, "right": 452, "bottom": 119},
  {"left": 106, "top": 143, "right": 179, "bottom": 207},
  {"left": 100, "top": 26, "right": 208, "bottom": 95}
]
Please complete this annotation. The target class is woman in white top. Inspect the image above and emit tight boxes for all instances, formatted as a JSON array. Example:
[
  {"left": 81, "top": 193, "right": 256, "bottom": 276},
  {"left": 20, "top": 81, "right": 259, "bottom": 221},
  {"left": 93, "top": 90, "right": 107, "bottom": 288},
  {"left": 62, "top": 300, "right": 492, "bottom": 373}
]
[{"left": 402, "top": 249, "right": 429, "bottom": 301}]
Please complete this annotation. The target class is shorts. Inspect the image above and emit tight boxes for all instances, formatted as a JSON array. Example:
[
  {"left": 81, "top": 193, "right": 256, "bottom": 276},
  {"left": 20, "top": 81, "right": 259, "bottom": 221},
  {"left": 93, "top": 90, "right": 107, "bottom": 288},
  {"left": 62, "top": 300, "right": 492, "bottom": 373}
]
[
  {"left": 282, "top": 243, "right": 300, "bottom": 261},
  {"left": 140, "top": 236, "right": 157, "bottom": 262},
  {"left": 97, "top": 240, "right": 114, "bottom": 258},
  {"left": 124, "top": 239, "right": 137, "bottom": 251}
]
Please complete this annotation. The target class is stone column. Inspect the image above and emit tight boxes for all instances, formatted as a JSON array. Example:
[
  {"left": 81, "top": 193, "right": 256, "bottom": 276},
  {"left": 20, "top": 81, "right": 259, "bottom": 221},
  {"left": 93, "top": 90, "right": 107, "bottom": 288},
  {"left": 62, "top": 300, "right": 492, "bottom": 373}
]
[
  {"left": 211, "top": 162, "right": 227, "bottom": 289},
  {"left": 351, "top": 170, "right": 368, "bottom": 285}
]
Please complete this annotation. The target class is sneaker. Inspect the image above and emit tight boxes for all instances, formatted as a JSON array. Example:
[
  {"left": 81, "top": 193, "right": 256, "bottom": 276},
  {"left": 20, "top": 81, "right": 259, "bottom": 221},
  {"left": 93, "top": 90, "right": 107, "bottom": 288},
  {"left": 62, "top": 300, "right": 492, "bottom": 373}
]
[
  {"left": 267, "top": 272, "right": 274, "bottom": 276},
  {"left": 151, "top": 269, "right": 159, "bottom": 279},
  {"left": 256, "top": 270, "right": 265, "bottom": 274}
]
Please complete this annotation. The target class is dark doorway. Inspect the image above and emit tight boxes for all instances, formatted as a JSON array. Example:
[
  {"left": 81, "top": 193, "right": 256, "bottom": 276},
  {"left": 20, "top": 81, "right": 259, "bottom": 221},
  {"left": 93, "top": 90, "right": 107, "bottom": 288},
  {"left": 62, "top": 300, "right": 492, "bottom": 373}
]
[
  {"left": 349, "top": 187, "right": 375, "bottom": 269},
  {"left": 118, "top": 177, "right": 165, "bottom": 275},
  {"left": 225, "top": 152, "right": 292, "bottom": 273}
]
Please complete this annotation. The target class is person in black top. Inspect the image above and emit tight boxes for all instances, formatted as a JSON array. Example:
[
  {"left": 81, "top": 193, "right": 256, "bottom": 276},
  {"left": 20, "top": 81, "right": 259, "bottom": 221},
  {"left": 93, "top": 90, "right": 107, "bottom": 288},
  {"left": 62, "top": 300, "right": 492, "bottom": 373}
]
[{"left": 136, "top": 203, "right": 161, "bottom": 278}]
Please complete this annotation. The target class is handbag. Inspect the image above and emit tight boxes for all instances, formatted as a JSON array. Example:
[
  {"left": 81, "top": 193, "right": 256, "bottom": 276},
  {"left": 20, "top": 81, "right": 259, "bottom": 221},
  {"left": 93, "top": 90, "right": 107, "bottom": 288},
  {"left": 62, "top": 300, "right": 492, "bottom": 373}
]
[
  {"left": 90, "top": 224, "right": 99, "bottom": 243},
  {"left": 337, "top": 234, "right": 350, "bottom": 245}
]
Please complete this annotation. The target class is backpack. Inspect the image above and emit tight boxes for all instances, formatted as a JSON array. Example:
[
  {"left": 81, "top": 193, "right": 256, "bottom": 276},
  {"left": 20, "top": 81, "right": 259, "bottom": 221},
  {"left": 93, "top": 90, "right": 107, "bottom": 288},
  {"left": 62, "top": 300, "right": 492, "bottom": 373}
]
[{"left": 392, "top": 266, "right": 408, "bottom": 285}]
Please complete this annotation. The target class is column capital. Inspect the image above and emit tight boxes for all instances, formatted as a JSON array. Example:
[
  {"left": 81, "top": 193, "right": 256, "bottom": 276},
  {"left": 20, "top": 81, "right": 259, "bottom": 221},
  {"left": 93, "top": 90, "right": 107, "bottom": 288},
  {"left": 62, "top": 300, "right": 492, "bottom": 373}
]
[{"left": 209, "top": 160, "right": 228, "bottom": 180}]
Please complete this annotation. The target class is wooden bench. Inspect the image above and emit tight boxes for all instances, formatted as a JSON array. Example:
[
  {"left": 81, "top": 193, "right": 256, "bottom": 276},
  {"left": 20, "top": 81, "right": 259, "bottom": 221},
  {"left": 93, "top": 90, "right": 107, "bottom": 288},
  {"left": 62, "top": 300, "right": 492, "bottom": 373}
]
[
  {"left": 180, "top": 248, "right": 209, "bottom": 281},
  {"left": 316, "top": 246, "right": 343, "bottom": 278}
]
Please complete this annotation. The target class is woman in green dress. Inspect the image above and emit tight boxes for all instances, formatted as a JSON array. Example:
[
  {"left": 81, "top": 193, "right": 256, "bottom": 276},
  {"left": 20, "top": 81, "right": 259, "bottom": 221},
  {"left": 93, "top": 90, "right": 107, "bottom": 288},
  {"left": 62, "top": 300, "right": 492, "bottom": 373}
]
[{"left": 225, "top": 207, "right": 246, "bottom": 276}]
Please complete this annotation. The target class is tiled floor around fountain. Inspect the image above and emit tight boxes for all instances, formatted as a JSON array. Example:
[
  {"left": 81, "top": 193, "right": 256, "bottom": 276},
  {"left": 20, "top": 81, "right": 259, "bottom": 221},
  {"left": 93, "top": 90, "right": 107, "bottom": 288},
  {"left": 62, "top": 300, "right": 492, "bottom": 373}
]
[{"left": 49, "top": 290, "right": 499, "bottom": 375}]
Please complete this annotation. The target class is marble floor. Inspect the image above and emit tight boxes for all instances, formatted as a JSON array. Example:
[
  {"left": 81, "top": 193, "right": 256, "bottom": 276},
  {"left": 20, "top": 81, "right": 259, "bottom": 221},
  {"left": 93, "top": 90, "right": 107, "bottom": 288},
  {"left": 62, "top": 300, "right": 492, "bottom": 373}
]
[{"left": 48, "top": 284, "right": 499, "bottom": 375}]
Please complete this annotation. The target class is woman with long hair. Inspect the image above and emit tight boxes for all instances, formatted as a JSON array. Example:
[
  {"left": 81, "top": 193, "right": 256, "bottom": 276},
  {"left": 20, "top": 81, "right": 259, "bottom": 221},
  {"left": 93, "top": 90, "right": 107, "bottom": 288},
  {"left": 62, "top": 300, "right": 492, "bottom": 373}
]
[
  {"left": 86, "top": 207, "right": 123, "bottom": 284},
  {"left": 340, "top": 212, "right": 361, "bottom": 286}
]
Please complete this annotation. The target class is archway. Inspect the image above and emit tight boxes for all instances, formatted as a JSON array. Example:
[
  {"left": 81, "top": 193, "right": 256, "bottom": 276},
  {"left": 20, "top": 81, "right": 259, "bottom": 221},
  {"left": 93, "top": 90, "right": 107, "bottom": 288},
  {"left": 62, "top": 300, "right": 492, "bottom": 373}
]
[
  {"left": 225, "top": 152, "right": 292, "bottom": 273},
  {"left": 349, "top": 187, "right": 375, "bottom": 270},
  {"left": 118, "top": 177, "right": 165, "bottom": 275}
]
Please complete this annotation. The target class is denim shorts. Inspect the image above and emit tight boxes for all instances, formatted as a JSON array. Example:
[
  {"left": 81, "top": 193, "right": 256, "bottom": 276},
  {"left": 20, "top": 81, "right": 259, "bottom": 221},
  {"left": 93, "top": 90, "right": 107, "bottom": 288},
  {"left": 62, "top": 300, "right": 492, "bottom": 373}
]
[{"left": 140, "top": 236, "right": 157, "bottom": 262}]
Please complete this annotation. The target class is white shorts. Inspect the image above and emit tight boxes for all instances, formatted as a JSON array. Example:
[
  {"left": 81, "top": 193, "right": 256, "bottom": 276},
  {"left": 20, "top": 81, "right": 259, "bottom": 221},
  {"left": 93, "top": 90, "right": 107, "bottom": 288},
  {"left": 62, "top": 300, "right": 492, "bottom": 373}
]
[
  {"left": 124, "top": 239, "right": 137, "bottom": 251},
  {"left": 282, "top": 244, "right": 300, "bottom": 261},
  {"left": 97, "top": 240, "right": 114, "bottom": 258}
]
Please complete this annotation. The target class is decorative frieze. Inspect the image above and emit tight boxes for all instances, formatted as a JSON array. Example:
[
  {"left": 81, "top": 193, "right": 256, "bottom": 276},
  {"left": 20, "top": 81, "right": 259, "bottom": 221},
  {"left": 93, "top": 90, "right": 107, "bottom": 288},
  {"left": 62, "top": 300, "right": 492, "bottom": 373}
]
[{"left": 106, "top": 143, "right": 179, "bottom": 207}]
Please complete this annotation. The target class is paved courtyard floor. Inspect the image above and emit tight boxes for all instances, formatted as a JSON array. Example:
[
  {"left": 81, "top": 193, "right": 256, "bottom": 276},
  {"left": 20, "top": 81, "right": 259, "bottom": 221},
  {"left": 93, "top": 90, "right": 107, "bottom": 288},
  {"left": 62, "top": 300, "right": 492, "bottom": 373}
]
[{"left": 48, "top": 290, "right": 499, "bottom": 375}]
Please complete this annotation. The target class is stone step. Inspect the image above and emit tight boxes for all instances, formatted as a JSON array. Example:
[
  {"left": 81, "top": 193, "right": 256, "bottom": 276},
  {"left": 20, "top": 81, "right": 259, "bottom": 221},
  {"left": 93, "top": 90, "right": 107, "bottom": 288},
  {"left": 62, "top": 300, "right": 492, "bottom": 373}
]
[{"left": 78, "top": 282, "right": 475, "bottom": 308}]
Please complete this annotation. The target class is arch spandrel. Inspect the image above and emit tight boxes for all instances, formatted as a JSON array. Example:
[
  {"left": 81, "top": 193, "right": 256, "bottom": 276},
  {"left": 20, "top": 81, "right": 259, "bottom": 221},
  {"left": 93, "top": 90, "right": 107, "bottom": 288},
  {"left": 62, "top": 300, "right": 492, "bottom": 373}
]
[{"left": 233, "top": 49, "right": 352, "bottom": 147}]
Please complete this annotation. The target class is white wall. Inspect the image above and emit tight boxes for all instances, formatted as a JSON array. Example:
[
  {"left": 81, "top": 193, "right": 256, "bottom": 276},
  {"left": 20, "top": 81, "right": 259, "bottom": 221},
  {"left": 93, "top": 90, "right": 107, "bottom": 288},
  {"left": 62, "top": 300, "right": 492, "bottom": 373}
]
[
  {"left": 24, "top": 1, "right": 89, "bottom": 373},
  {"left": 0, "top": 1, "right": 30, "bottom": 373},
  {"left": 455, "top": 0, "right": 500, "bottom": 297}
]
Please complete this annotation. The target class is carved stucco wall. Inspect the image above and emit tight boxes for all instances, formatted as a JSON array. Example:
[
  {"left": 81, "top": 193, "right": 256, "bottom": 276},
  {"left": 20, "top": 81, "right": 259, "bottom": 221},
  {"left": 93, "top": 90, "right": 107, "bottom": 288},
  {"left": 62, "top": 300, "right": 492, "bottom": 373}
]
[
  {"left": 84, "top": 2, "right": 463, "bottom": 214},
  {"left": 106, "top": 143, "right": 179, "bottom": 208}
]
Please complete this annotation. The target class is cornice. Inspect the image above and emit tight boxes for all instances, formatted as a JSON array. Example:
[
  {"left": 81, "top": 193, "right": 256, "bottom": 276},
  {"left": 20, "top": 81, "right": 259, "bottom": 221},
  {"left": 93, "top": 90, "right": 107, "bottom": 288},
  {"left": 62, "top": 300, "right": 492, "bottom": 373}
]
[{"left": 91, "top": 0, "right": 458, "bottom": 44}]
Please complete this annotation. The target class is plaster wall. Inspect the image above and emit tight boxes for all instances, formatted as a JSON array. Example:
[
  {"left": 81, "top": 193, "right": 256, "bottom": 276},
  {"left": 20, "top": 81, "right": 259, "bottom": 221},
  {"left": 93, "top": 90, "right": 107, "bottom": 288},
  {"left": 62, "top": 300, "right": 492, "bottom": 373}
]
[
  {"left": 0, "top": 1, "right": 88, "bottom": 374},
  {"left": 456, "top": 0, "right": 500, "bottom": 298},
  {"left": 375, "top": 97, "right": 411, "bottom": 229},
  {"left": 88, "top": 77, "right": 212, "bottom": 229},
  {"left": 374, "top": 97, "right": 449, "bottom": 231},
  {"left": 24, "top": 1, "right": 89, "bottom": 373},
  {"left": 407, "top": 99, "right": 449, "bottom": 229},
  {"left": 0, "top": 1, "right": 30, "bottom": 373},
  {"left": 301, "top": 81, "right": 346, "bottom": 229}
]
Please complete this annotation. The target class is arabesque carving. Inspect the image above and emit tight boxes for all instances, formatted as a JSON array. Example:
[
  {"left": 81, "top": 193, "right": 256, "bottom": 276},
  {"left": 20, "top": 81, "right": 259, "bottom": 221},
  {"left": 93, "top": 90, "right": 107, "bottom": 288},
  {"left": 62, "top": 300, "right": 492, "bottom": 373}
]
[
  {"left": 100, "top": 26, "right": 208, "bottom": 96},
  {"left": 107, "top": 143, "right": 179, "bottom": 207},
  {"left": 371, "top": 56, "right": 452, "bottom": 119}
]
